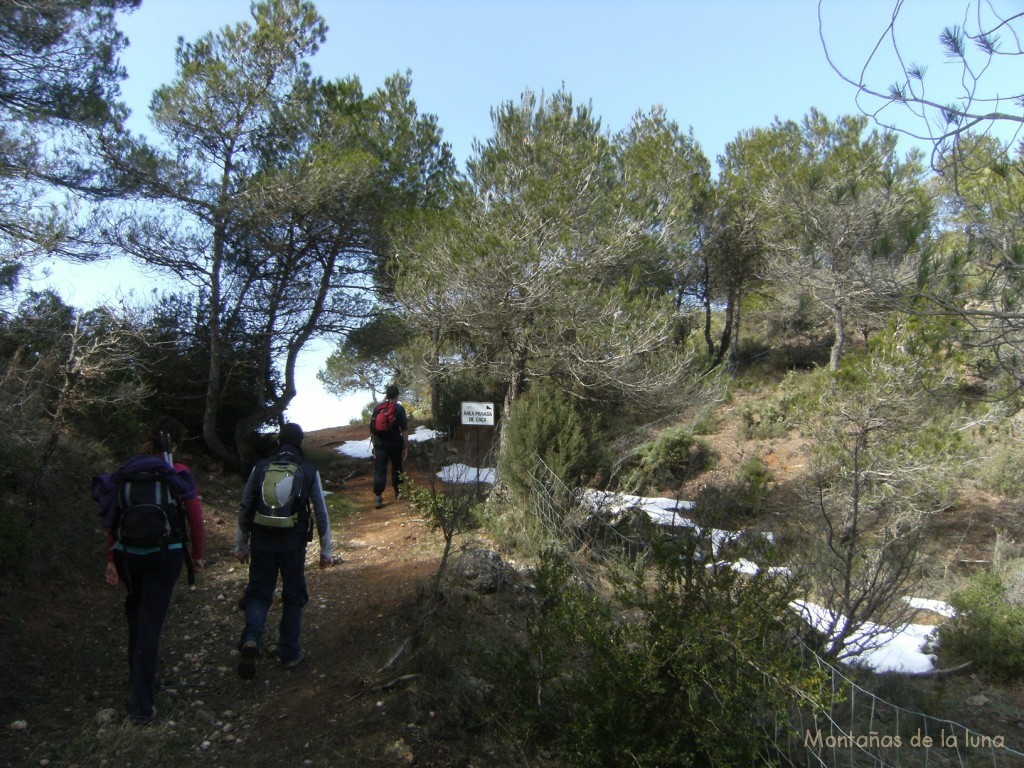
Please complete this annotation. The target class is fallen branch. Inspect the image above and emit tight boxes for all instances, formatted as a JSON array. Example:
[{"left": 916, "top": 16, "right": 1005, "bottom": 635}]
[
  {"left": 346, "top": 673, "right": 422, "bottom": 701},
  {"left": 903, "top": 660, "right": 974, "bottom": 678},
  {"left": 378, "top": 636, "right": 411, "bottom": 673}
]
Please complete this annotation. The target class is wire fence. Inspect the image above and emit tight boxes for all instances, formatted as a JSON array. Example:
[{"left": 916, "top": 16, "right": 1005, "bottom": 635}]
[
  {"left": 521, "top": 459, "right": 1024, "bottom": 768},
  {"left": 771, "top": 639, "right": 1024, "bottom": 767}
]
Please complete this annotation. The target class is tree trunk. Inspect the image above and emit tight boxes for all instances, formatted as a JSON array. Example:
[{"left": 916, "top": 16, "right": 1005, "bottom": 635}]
[
  {"left": 830, "top": 302, "right": 846, "bottom": 371},
  {"left": 202, "top": 238, "right": 233, "bottom": 464},
  {"left": 729, "top": 285, "right": 743, "bottom": 371},
  {"left": 202, "top": 160, "right": 235, "bottom": 464},
  {"left": 703, "top": 293, "right": 716, "bottom": 358},
  {"left": 712, "top": 288, "right": 739, "bottom": 368},
  {"left": 232, "top": 251, "right": 335, "bottom": 467},
  {"left": 495, "top": 337, "right": 529, "bottom": 483},
  {"left": 430, "top": 326, "right": 442, "bottom": 431}
]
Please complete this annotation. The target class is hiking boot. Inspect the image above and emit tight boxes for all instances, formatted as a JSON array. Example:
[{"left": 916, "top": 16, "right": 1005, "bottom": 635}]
[
  {"left": 374, "top": 495, "right": 383, "bottom": 509},
  {"left": 130, "top": 706, "right": 157, "bottom": 726},
  {"left": 281, "top": 648, "right": 306, "bottom": 670},
  {"left": 238, "top": 641, "right": 258, "bottom": 680}
]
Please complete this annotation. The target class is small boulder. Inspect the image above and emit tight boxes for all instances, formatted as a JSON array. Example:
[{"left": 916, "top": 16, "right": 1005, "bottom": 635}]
[{"left": 447, "top": 548, "right": 505, "bottom": 593}]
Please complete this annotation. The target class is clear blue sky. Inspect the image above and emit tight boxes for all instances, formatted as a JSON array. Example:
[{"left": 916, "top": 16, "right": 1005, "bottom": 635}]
[
  {"left": 114, "top": 0, "right": 976, "bottom": 168},
  {"left": 45, "top": 0, "right": 1016, "bottom": 429}
]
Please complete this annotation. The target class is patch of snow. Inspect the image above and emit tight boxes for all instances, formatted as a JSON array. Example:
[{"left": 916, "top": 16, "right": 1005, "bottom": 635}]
[
  {"left": 336, "top": 440, "right": 372, "bottom": 459},
  {"left": 409, "top": 426, "right": 444, "bottom": 442},
  {"left": 713, "top": 559, "right": 792, "bottom": 577},
  {"left": 903, "top": 596, "right": 956, "bottom": 618},
  {"left": 791, "top": 599, "right": 938, "bottom": 674},
  {"left": 336, "top": 426, "right": 442, "bottom": 459},
  {"left": 579, "top": 489, "right": 770, "bottom": 555},
  {"left": 437, "top": 464, "right": 496, "bottom": 484},
  {"left": 581, "top": 489, "right": 696, "bottom": 522}
]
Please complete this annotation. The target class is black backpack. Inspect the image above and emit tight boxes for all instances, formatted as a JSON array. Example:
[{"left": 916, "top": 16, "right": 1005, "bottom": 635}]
[{"left": 114, "top": 467, "right": 188, "bottom": 549}]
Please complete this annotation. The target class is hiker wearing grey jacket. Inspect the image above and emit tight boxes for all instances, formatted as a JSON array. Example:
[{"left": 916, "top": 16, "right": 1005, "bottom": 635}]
[{"left": 233, "top": 423, "right": 335, "bottom": 678}]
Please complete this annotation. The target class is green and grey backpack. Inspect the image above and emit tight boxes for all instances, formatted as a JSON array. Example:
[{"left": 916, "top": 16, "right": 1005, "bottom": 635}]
[{"left": 253, "top": 453, "right": 306, "bottom": 528}]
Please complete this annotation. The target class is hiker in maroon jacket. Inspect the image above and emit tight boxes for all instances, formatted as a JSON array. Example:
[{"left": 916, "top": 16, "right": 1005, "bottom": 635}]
[
  {"left": 93, "top": 416, "right": 205, "bottom": 725},
  {"left": 369, "top": 384, "right": 409, "bottom": 508}
]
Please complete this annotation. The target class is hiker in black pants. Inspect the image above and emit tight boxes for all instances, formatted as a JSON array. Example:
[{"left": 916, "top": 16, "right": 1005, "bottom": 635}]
[
  {"left": 234, "top": 423, "right": 335, "bottom": 680},
  {"left": 93, "top": 416, "right": 206, "bottom": 725},
  {"left": 370, "top": 384, "right": 409, "bottom": 508}
]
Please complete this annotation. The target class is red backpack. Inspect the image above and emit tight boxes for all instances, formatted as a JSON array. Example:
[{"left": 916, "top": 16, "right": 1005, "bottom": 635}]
[{"left": 370, "top": 400, "right": 398, "bottom": 436}]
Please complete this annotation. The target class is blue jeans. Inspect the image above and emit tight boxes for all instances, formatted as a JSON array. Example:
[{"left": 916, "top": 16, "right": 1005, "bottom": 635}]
[
  {"left": 238, "top": 548, "right": 308, "bottom": 662},
  {"left": 113, "top": 547, "right": 184, "bottom": 718}
]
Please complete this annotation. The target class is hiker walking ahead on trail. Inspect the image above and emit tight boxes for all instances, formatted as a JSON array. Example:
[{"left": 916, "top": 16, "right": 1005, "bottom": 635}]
[
  {"left": 234, "top": 423, "right": 335, "bottom": 679},
  {"left": 370, "top": 384, "right": 409, "bottom": 508},
  {"left": 92, "top": 416, "right": 206, "bottom": 725}
]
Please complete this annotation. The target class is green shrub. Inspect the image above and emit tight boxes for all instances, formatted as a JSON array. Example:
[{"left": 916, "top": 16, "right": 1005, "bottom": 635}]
[
  {"left": 976, "top": 442, "right": 1024, "bottom": 499},
  {"left": 478, "top": 494, "right": 554, "bottom": 562},
  {"left": 405, "top": 477, "right": 481, "bottom": 592},
  {"left": 689, "top": 406, "right": 721, "bottom": 436},
  {"left": 488, "top": 544, "right": 830, "bottom": 766},
  {"left": 656, "top": 455, "right": 775, "bottom": 527},
  {"left": 618, "top": 426, "right": 716, "bottom": 494},
  {"left": 938, "top": 570, "right": 1024, "bottom": 679},
  {"left": 737, "top": 455, "right": 773, "bottom": 514},
  {"left": 739, "top": 397, "right": 791, "bottom": 439},
  {"left": 500, "top": 381, "right": 607, "bottom": 501}
]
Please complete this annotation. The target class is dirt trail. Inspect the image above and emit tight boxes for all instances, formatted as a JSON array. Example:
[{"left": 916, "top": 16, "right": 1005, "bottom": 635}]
[
  {"left": 3, "top": 423, "right": 454, "bottom": 767},
  {"left": 199, "top": 423, "right": 456, "bottom": 766},
  {"left": 10, "top": 417, "right": 1024, "bottom": 767}
]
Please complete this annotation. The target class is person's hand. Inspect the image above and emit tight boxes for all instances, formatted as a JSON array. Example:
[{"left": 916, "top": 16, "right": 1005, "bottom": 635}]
[
  {"left": 105, "top": 561, "right": 119, "bottom": 587},
  {"left": 234, "top": 549, "right": 249, "bottom": 565},
  {"left": 319, "top": 554, "right": 338, "bottom": 569},
  {"left": 193, "top": 558, "right": 205, "bottom": 572}
]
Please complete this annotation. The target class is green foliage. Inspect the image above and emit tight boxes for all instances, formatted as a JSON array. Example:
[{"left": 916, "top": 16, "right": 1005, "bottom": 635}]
[
  {"left": 398, "top": 88, "right": 703, "bottom": 428},
  {"left": 318, "top": 312, "right": 411, "bottom": 400},
  {"left": 434, "top": 370, "right": 506, "bottom": 435},
  {"left": 500, "top": 381, "right": 608, "bottom": 500},
  {"left": 737, "top": 455, "right": 773, "bottom": 512},
  {"left": 419, "top": 484, "right": 480, "bottom": 540},
  {"left": 0, "top": 291, "right": 147, "bottom": 458},
  {"left": 477, "top": 494, "right": 558, "bottom": 564},
  {"left": 819, "top": 348, "right": 967, "bottom": 511},
  {"left": 489, "top": 545, "right": 829, "bottom": 766},
  {"left": 0, "top": 0, "right": 137, "bottom": 268},
  {"left": 736, "top": 368, "right": 825, "bottom": 440},
  {"left": 938, "top": 570, "right": 1024, "bottom": 679},
  {"left": 0, "top": 412, "right": 114, "bottom": 583},
  {"left": 685, "top": 456, "right": 777, "bottom": 528},
  {"left": 975, "top": 439, "right": 1024, "bottom": 499},
  {"left": 739, "top": 396, "right": 792, "bottom": 439},
  {"left": 0, "top": 291, "right": 204, "bottom": 583},
  {"left": 766, "top": 292, "right": 821, "bottom": 339},
  {"left": 688, "top": 406, "right": 721, "bottom": 436},
  {"left": 405, "top": 477, "right": 481, "bottom": 590},
  {"left": 618, "top": 425, "right": 716, "bottom": 494},
  {"left": 110, "top": 2, "right": 457, "bottom": 462},
  {"left": 133, "top": 291, "right": 264, "bottom": 450},
  {"left": 793, "top": 342, "right": 969, "bottom": 657}
]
